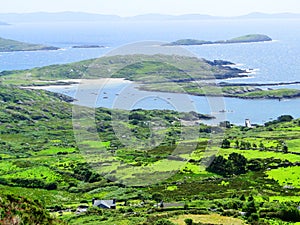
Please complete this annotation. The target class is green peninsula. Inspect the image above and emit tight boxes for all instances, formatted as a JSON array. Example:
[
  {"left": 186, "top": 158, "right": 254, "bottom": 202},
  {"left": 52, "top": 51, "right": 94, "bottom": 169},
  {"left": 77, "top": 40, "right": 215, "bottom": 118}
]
[
  {"left": 167, "top": 34, "right": 272, "bottom": 46},
  {"left": 0, "top": 37, "right": 59, "bottom": 52},
  {"left": 0, "top": 54, "right": 299, "bottom": 99},
  {"left": 0, "top": 54, "right": 247, "bottom": 85}
]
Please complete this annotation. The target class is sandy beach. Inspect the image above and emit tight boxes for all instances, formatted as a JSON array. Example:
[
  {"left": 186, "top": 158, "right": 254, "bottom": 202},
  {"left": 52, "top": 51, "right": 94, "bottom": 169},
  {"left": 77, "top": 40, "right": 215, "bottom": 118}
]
[{"left": 22, "top": 78, "right": 132, "bottom": 90}]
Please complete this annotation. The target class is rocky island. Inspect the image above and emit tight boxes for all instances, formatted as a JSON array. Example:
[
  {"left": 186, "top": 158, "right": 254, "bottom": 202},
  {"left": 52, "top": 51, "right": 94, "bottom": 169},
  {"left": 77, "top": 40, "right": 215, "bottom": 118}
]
[
  {"left": 0, "top": 37, "right": 59, "bottom": 52},
  {"left": 166, "top": 34, "right": 272, "bottom": 46},
  {"left": 72, "top": 45, "right": 105, "bottom": 49}
]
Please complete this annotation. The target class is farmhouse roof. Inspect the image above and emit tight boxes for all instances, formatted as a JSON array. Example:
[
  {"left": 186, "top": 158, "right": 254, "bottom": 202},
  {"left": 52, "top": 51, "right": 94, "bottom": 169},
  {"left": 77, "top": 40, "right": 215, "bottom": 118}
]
[{"left": 93, "top": 199, "right": 116, "bottom": 209}]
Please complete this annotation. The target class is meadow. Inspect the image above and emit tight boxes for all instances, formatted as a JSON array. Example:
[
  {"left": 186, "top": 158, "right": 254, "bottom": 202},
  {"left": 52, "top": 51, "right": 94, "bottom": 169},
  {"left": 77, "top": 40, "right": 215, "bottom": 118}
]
[{"left": 0, "top": 56, "right": 300, "bottom": 224}]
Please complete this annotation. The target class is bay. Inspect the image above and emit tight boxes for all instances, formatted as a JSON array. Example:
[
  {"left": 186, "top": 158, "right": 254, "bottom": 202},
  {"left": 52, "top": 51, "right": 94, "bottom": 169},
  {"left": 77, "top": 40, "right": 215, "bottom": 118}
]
[
  {"left": 32, "top": 79, "right": 300, "bottom": 125},
  {"left": 1, "top": 19, "right": 299, "bottom": 124}
]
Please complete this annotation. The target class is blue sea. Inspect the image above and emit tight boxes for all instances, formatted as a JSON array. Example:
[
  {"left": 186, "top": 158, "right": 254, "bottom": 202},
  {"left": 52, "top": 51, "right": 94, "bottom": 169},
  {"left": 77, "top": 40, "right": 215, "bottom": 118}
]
[{"left": 0, "top": 19, "right": 300, "bottom": 124}]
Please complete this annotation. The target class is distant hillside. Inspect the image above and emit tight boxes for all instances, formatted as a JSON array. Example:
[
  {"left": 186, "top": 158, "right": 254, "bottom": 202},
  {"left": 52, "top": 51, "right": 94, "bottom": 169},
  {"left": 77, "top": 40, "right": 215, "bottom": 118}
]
[
  {"left": 128, "top": 13, "right": 219, "bottom": 21},
  {"left": 0, "top": 12, "right": 299, "bottom": 23},
  {"left": 166, "top": 34, "right": 272, "bottom": 46},
  {"left": 0, "top": 37, "right": 59, "bottom": 52},
  {"left": 0, "top": 12, "right": 121, "bottom": 23},
  {"left": 237, "top": 12, "right": 300, "bottom": 19}
]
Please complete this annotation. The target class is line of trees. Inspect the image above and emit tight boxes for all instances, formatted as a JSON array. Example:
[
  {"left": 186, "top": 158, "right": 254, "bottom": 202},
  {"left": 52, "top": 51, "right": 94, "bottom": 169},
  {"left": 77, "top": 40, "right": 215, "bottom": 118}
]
[
  {"left": 206, "top": 153, "right": 247, "bottom": 176},
  {"left": 221, "top": 139, "right": 288, "bottom": 153}
]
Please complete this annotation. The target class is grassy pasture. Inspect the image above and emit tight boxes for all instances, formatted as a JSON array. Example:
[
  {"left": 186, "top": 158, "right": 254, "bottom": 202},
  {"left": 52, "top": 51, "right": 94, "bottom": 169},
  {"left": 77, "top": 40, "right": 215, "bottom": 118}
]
[
  {"left": 218, "top": 148, "right": 300, "bottom": 162},
  {"left": 169, "top": 214, "right": 246, "bottom": 225},
  {"left": 266, "top": 166, "right": 300, "bottom": 188}
]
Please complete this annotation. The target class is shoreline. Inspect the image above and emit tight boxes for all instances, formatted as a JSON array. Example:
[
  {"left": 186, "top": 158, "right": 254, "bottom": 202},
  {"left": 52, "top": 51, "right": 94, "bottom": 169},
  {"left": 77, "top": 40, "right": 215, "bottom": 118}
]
[
  {"left": 219, "top": 81, "right": 300, "bottom": 87},
  {"left": 138, "top": 86, "right": 300, "bottom": 100},
  {"left": 22, "top": 78, "right": 300, "bottom": 100},
  {"left": 22, "top": 78, "right": 132, "bottom": 89}
]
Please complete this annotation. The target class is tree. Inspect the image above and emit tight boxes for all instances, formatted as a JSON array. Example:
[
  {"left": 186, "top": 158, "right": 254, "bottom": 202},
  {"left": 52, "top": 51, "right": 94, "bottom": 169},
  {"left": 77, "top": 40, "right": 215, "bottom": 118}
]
[
  {"left": 244, "top": 200, "right": 257, "bottom": 215},
  {"left": 228, "top": 153, "right": 247, "bottom": 175},
  {"left": 279, "top": 206, "right": 300, "bottom": 222},
  {"left": 184, "top": 218, "right": 193, "bottom": 225},
  {"left": 259, "top": 142, "right": 265, "bottom": 150},
  {"left": 240, "top": 194, "right": 246, "bottom": 201},
  {"left": 221, "top": 139, "right": 231, "bottom": 148},
  {"left": 220, "top": 121, "right": 231, "bottom": 128},
  {"left": 240, "top": 141, "right": 251, "bottom": 150},
  {"left": 152, "top": 192, "right": 163, "bottom": 204},
  {"left": 235, "top": 140, "right": 239, "bottom": 148},
  {"left": 248, "top": 195, "right": 254, "bottom": 202},
  {"left": 277, "top": 115, "right": 293, "bottom": 122},
  {"left": 207, "top": 153, "right": 248, "bottom": 176},
  {"left": 155, "top": 219, "right": 176, "bottom": 225},
  {"left": 207, "top": 155, "right": 228, "bottom": 176},
  {"left": 247, "top": 159, "right": 263, "bottom": 171},
  {"left": 283, "top": 145, "right": 288, "bottom": 153},
  {"left": 239, "top": 141, "right": 246, "bottom": 150}
]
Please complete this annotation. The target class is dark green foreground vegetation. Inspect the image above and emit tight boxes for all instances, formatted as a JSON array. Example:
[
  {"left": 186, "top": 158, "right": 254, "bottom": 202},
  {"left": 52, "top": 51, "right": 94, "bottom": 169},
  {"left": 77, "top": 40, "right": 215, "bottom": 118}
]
[{"left": 0, "top": 84, "right": 300, "bottom": 224}]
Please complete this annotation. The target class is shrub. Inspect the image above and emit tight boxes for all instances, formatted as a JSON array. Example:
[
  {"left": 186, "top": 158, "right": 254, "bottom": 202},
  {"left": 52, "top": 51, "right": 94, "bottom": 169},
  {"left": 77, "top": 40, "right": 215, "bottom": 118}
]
[
  {"left": 155, "top": 219, "right": 176, "bottom": 225},
  {"left": 279, "top": 207, "right": 300, "bottom": 222},
  {"left": 184, "top": 218, "right": 193, "bottom": 225},
  {"left": 248, "top": 213, "right": 259, "bottom": 222},
  {"left": 152, "top": 192, "right": 163, "bottom": 203},
  {"left": 184, "top": 203, "right": 189, "bottom": 210}
]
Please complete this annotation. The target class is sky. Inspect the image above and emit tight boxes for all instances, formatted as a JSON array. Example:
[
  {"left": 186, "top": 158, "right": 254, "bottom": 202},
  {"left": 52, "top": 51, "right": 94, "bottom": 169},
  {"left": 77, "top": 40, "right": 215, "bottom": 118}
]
[{"left": 1, "top": 0, "right": 300, "bottom": 16}]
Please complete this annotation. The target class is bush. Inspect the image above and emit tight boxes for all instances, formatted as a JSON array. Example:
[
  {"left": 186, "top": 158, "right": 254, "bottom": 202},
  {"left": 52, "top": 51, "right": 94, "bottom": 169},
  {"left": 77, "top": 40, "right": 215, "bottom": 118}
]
[
  {"left": 221, "top": 139, "right": 231, "bottom": 148},
  {"left": 0, "top": 193, "right": 65, "bottom": 224},
  {"left": 248, "top": 213, "right": 259, "bottom": 222},
  {"left": 86, "top": 206, "right": 103, "bottom": 215},
  {"left": 279, "top": 207, "right": 300, "bottom": 222},
  {"left": 184, "top": 218, "right": 193, "bottom": 225},
  {"left": 46, "top": 182, "right": 58, "bottom": 190},
  {"left": 152, "top": 192, "right": 163, "bottom": 203},
  {"left": 184, "top": 203, "right": 189, "bottom": 210},
  {"left": 278, "top": 115, "right": 293, "bottom": 122},
  {"left": 155, "top": 219, "right": 176, "bottom": 225}
]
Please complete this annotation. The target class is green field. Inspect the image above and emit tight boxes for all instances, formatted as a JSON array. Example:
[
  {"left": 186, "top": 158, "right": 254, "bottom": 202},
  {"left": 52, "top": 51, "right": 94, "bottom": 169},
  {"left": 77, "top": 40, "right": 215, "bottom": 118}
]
[
  {"left": 0, "top": 59, "right": 300, "bottom": 224},
  {"left": 266, "top": 166, "right": 300, "bottom": 188}
]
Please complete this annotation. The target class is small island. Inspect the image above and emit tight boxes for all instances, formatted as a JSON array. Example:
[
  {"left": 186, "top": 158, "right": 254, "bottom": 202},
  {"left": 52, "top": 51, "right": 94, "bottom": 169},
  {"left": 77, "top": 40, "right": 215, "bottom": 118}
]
[
  {"left": 72, "top": 45, "right": 105, "bottom": 49},
  {"left": 0, "top": 37, "right": 59, "bottom": 52},
  {"left": 165, "top": 34, "right": 272, "bottom": 46}
]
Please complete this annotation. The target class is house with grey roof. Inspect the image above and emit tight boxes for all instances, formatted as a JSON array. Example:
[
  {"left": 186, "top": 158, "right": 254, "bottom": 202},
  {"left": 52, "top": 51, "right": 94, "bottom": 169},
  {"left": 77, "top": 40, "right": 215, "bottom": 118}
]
[{"left": 92, "top": 198, "right": 116, "bottom": 209}]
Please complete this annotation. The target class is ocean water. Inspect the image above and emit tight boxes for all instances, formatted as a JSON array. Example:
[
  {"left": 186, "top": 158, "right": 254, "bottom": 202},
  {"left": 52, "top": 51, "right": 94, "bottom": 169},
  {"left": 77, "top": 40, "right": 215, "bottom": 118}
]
[{"left": 0, "top": 19, "right": 299, "bottom": 124}]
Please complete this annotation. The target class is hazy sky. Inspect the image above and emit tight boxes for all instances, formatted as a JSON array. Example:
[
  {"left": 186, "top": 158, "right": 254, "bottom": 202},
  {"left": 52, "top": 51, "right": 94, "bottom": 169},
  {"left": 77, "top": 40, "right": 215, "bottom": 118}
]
[{"left": 1, "top": 0, "right": 300, "bottom": 16}]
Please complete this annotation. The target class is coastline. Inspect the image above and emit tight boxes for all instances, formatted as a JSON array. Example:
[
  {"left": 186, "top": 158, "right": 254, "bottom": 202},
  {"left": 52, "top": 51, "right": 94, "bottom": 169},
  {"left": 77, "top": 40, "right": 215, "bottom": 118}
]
[
  {"left": 22, "top": 78, "right": 132, "bottom": 89},
  {"left": 23, "top": 77, "right": 300, "bottom": 100}
]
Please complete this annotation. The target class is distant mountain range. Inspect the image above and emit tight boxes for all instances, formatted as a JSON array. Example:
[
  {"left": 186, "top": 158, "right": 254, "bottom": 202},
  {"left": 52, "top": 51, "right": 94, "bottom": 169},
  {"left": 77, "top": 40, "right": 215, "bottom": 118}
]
[
  {"left": 236, "top": 12, "right": 300, "bottom": 19},
  {"left": 0, "top": 21, "right": 9, "bottom": 25},
  {"left": 0, "top": 12, "right": 300, "bottom": 23}
]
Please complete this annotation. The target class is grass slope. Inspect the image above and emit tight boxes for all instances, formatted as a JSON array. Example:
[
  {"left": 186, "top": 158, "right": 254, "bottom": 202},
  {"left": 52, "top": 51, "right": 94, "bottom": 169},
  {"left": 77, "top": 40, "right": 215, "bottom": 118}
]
[
  {"left": 0, "top": 37, "right": 59, "bottom": 52},
  {"left": 0, "top": 78, "right": 299, "bottom": 224},
  {"left": 1, "top": 53, "right": 298, "bottom": 99},
  {"left": 168, "top": 34, "right": 272, "bottom": 46}
]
